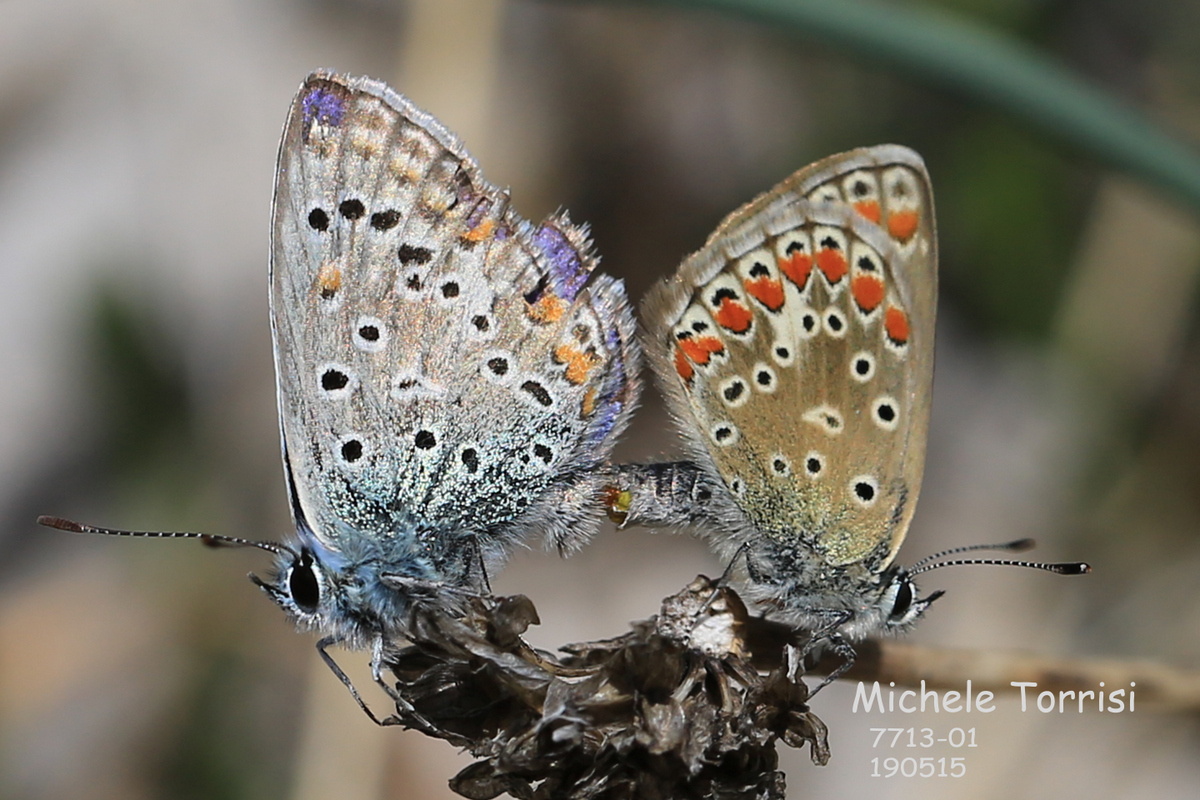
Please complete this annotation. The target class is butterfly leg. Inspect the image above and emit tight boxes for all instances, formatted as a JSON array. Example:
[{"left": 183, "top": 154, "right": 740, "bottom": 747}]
[
  {"left": 366, "top": 635, "right": 445, "bottom": 735},
  {"left": 369, "top": 635, "right": 404, "bottom": 703},
  {"left": 798, "top": 610, "right": 856, "bottom": 698},
  {"left": 469, "top": 535, "right": 493, "bottom": 595},
  {"left": 316, "top": 636, "right": 403, "bottom": 727},
  {"left": 316, "top": 636, "right": 446, "bottom": 733},
  {"left": 718, "top": 542, "right": 752, "bottom": 585},
  {"left": 807, "top": 633, "right": 858, "bottom": 696},
  {"left": 742, "top": 546, "right": 782, "bottom": 587}
]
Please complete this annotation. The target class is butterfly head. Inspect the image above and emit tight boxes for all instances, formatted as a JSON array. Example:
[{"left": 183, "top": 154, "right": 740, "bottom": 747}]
[
  {"left": 34, "top": 514, "right": 375, "bottom": 643},
  {"left": 744, "top": 545, "right": 947, "bottom": 638},
  {"left": 784, "top": 540, "right": 1087, "bottom": 642},
  {"left": 871, "top": 566, "right": 945, "bottom": 633},
  {"left": 250, "top": 521, "right": 453, "bottom": 646},
  {"left": 837, "top": 538, "right": 1090, "bottom": 639},
  {"left": 251, "top": 543, "right": 351, "bottom": 635}
]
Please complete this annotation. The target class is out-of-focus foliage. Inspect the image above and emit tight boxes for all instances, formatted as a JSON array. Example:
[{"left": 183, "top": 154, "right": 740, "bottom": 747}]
[{"left": 3, "top": 0, "right": 1199, "bottom": 798}]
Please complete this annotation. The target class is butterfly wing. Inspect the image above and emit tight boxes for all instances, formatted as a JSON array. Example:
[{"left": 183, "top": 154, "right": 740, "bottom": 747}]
[
  {"left": 643, "top": 146, "right": 935, "bottom": 577},
  {"left": 271, "top": 72, "right": 639, "bottom": 579}
]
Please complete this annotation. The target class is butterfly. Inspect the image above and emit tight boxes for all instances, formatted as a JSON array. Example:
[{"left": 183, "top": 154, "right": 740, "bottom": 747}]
[
  {"left": 606, "top": 145, "right": 1087, "bottom": 685},
  {"left": 40, "top": 70, "right": 640, "bottom": 721}
]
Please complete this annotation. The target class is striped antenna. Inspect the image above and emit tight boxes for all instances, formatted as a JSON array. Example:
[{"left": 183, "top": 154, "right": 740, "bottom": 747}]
[
  {"left": 37, "top": 516, "right": 291, "bottom": 556},
  {"left": 909, "top": 540, "right": 1090, "bottom": 578},
  {"left": 909, "top": 538, "right": 1036, "bottom": 571}
]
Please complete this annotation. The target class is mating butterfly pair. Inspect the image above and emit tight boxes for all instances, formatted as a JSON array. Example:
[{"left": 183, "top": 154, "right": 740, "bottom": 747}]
[{"left": 40, "top": 72, "right": 1086, "bottom": 707}]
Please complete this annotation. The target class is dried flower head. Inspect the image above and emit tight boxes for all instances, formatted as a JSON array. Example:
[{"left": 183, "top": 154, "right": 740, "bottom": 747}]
[{"left": 381, "top": 576, "right": 829, "bottom": 800}]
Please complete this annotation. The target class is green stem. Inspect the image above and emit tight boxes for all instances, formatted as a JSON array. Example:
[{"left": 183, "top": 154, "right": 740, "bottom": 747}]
[{"left": 583, "top": 0, "right": 1200, "bottom": 210}]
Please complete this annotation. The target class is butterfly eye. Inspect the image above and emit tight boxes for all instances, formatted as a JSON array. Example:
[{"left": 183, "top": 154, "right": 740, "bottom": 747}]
[
  {"left": 719, "top": 377, "right": 749, "bottom": 408},
  {"left": 890, "top": 578, "right": 914, "bottom": 619},
  {"left": 460, "top": 446, "right": 480, "bottom": 474},
  {"left": 391, "top": 371, "right": 444, "bottom": 400},
  {"left": 710, "top": 422, "right": 740, "bottom": 447},
  {"left": 797, "top": 309, "right": 819, "bottom": 339},
  {"left": 808, "top": 185, "right": 842, "bottom": 204},
  {"left": 485, "top": 355, "right": 510, "bottom": 378},
  {"left": 289, "top": 551, "right": 321, "bottom": 613}
]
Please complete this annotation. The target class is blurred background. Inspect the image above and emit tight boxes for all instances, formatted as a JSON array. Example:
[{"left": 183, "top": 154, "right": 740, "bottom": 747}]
[{"left": 2, "top": 0, "right": 1199, "bottom": 797}]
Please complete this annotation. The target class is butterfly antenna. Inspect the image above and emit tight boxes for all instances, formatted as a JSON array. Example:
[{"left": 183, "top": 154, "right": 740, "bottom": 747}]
[
  {"left": 909, "top": 555, "right": 1090, "bottom": 578},
  {"left": 909, "top": 538, "right": 1036, "bottom": 571},
  {"left": 36, "top": 516, "right": 291, "bottom": 556}
]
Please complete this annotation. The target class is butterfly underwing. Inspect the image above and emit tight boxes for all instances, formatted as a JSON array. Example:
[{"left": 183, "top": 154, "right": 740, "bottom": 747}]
[
  {"left": 607, "top": 145, "right": 1086, "bottom": 655},
  {"left": 41, "top": 71, "right": 641, "bottom": 686},
  {"left": 259, "top": 70, "right": 640, "bottom": 649}
]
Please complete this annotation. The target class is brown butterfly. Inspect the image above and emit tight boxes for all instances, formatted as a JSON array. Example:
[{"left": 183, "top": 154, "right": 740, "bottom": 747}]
[{"left": 609, "top": 146, "right": 1087, "bottom": 685}]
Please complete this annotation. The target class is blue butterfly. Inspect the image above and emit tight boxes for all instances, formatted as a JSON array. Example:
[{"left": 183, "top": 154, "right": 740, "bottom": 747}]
[{"left": 41, "top": 70, "right": 640, "bottom": 722}]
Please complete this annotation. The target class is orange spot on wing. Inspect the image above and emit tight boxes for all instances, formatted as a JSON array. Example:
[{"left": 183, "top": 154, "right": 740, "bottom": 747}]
[
  {"left": 554, "top": 344, "right": 602, "bottom": 384},
  {"left": 816, "top": 248, "right": 848, "bottom": 284},
  {"left": 885, "top": 306, "right": 910, "bottom": 344},
  {"left": 352, "top": 134, "right": 381, "bottom": 160},
  {"left": 779, "top": 252, "right": 812, "bottom": 289},
  {"left": 389, "top": 158, "right": 421, "bottom": 184},
  {"left": 309, "top": 131, "right": 338, "bottom": 159},
  {"left": 851, "top": 274, "right": 885, "bottom": 312},
  {"left": 317, "top": 262, "right": 342, "bottom": 298},
  {"left": 888, "top": 210, "right": 920, "bottom": 242},
  {"left": 582, "top": 386, "right": 598, "bottom": 416},
  {"left": 527, "top": 292, "right": 565, "bottom": 324},
  {"left": 743, "top": 277, "right": 785, "bottom": 311},
  {"left": 674, "top": 346, "right": 695, "bottom": 381},
  {"left": 678, "top": 335, "right": 725, "bottom": 365},
  {"left": 854, "top": 200, "right": 881, "bottom": 223},
  {"left": 461, "top": 218, "right": 496, "bottom": 243},
  {"left": 714, "top": 298, "right": 753, "bottom": 333}
]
